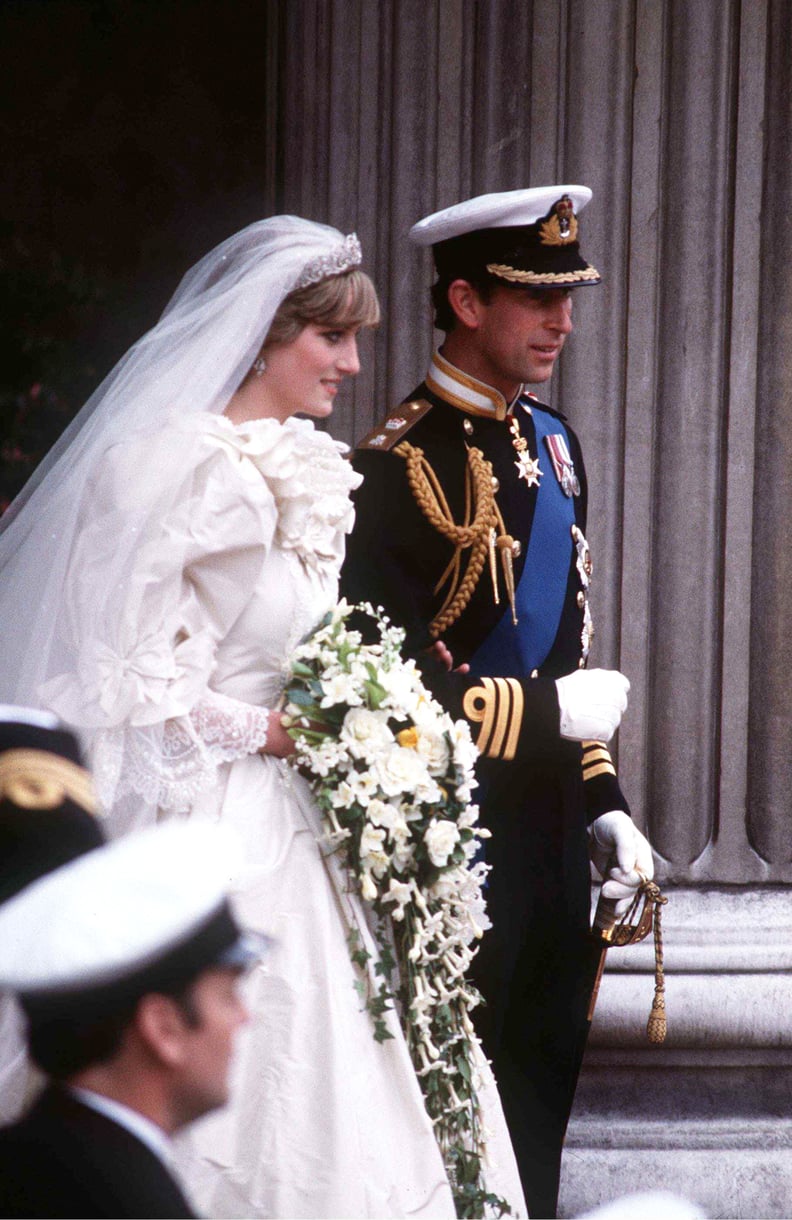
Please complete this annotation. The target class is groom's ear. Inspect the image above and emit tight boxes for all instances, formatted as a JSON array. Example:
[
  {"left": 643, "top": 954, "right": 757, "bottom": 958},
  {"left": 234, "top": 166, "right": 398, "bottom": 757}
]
[{"left": 446, "top": 279, "right": 485, "bottom": 330}]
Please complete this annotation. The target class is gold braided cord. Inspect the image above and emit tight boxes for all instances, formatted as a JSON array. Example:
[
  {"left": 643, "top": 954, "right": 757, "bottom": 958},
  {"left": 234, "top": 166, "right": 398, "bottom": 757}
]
[
  {"left": 608, "top": 878, "right": 668, "bottom": 1045},
  {"left": 646, "top": 881, "right": 668, "bottom": 1044},
  {"left": 431, "top": 451, "right": 473, "bottom": 600},
  {"left": 395, "top": 441, "right": 499, "bottom": 638}
]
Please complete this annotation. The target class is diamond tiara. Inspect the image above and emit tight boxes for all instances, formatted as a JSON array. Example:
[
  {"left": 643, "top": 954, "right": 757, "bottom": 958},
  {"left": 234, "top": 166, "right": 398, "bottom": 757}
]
[{"left": 294, "top": 233, "right": 362, "bottom": 289}]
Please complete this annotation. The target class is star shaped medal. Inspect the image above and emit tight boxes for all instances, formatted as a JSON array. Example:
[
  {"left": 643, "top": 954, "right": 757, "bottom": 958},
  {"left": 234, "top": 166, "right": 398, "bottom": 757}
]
[{"left": 509, "top": 416, "right": 542, "bottom": 488}]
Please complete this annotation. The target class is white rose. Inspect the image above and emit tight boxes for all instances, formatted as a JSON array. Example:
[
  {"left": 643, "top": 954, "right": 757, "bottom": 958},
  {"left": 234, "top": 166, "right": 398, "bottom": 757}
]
[
  {"left": 373, "top": 745, "right": 433, "bottom": 798},
  {"left": 340, "top": 708, "right": 394, "bottom": 759},
  {"left": 424, "top": 818, "right": 461, "bottom": 868},
  {"left": 415, "top": 729, "right": 451, "bottom": 775}
]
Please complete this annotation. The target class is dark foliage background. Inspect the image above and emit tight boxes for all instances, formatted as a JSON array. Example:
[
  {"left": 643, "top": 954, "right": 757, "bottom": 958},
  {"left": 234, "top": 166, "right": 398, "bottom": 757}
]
[{"left": 0, "top": 0, "right": 277, "bottom": 509}]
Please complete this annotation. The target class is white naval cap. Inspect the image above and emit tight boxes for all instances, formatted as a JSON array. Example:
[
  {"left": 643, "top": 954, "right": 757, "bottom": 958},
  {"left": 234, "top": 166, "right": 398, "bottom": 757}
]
[
  {"left": 409, "top": 185, "right": 593, "bottom": 246},
  {"left": 409, "top": 185, "right": 600, "bottom": 287},
  {"left": 0, "top": 820, "right": 266, "bottom": 1004},
  {"left": 0, "top": 705, "right": 60, "bottom": 730}
]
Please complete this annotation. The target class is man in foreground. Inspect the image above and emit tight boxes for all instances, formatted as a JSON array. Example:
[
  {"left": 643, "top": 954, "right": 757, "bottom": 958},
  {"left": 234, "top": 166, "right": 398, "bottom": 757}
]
[
  {"left": 343, "top": 185, "right": 653, "bottom": 1217},
  {"left": 0, "top": 820, "right": 265, "bottom": 1218}
]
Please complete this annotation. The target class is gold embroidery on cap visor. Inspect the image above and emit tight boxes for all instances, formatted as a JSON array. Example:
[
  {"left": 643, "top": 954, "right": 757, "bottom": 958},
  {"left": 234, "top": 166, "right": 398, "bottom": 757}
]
[
  {"left": 0, "top": 749, "right": 98, "bottom": 815},
  {"left": 485, "top": 263, "right": 601, "bottom": 285}
]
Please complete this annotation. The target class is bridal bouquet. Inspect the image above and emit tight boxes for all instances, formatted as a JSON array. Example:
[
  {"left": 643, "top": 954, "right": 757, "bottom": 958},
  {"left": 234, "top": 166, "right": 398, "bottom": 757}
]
[{"left": 283, "top": 601, "right": 509, "bottom": 1218}]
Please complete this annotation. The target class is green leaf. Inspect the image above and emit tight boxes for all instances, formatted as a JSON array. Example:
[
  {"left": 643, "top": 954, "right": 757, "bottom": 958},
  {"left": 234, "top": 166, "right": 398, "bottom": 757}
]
[
  {"left": 363, "top": 678, "right": 388, "bottom": 710},
  {"left": 289, "top": 660, "right": 316, "bottom": 678},
  {"left": 455, "top": 1053, "right": 472, "bottom": 1084},
  {"left": 287, "top": 687, "right": 317, "bottom": 708}
]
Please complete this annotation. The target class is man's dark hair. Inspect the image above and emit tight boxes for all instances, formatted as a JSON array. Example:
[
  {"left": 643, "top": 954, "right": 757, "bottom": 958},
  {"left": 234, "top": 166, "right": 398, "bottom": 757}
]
[
  {"left": 24, "top": 978, "right": 203, "bottom": 1080},
  {"left": 431, "top": 270, "right": 497, "bottom": 332}
]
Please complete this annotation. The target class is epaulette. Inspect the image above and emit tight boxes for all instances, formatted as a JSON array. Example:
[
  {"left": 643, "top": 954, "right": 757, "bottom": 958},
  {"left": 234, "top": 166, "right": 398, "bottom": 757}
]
[{"left": 356, "top": 398, "right": 433, "bottom": 451}]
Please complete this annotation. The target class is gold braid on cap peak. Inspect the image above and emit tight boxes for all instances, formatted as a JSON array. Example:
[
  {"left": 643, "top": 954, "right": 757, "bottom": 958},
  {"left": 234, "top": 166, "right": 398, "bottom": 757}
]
[
  {"left": 394, "top": 440, "right": 518, "bottom": 636},
  {"left": 0, "top": 748, "right": 98, "bottom": 815},
  {"left": 486, "top": 263, "right": 601, "bottom": 285}
]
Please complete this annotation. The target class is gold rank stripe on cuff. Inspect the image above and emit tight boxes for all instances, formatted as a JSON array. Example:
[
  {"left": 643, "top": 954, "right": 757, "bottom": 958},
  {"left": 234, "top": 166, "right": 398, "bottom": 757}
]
[
  {"left": 581, "top": 740, "right": 616, "bottom": 780},
  {"left": 462, "top": 677, "right": 524, "bottom": 761}
]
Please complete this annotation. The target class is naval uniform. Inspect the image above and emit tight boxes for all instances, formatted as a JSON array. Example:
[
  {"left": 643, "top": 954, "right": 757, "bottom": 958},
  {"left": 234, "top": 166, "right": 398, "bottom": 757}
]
[
  {"left": 342, "top": 351, "right": 630, "bottom": 1219},
  {"left": 0, "top": 1085, "right": 196, "bottom": 1218}
]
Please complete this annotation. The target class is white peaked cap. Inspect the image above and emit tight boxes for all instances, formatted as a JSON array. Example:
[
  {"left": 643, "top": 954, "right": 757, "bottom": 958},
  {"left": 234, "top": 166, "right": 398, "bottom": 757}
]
[
  {"left": 0, "top": 820, "right": 255, "bottom": 996},
  {"left": 409, "top": 185, "right": 593, "bottom": 245},
  {"left": 0, "top": 705, "right": 60, "bottom": 730}
]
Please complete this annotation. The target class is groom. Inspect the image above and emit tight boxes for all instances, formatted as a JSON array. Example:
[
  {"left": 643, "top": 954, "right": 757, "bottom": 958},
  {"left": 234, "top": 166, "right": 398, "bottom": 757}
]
[{"left": 342, "top": 185, "right": 653, "bottom": 1218}]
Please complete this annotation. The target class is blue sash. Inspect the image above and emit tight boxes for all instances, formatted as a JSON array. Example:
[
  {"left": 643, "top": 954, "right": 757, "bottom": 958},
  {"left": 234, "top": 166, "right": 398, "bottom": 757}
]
[{"left": 469, "top": 405, "right": 575, "bottom": 678}]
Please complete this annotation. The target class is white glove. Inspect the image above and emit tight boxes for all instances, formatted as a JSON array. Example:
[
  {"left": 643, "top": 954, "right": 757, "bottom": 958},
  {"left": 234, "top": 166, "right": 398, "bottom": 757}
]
[
  {"left": 590, "top": 809, "right": 655, "bottom": 915},
  {"left": 555, "top": 668, "right": 630, "bottom": 742}
]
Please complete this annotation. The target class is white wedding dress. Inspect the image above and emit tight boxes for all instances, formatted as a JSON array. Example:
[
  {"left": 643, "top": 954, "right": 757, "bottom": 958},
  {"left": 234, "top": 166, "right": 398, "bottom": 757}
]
[{"left": 45, "top": 411, "right": 526, "bottom": 1219}]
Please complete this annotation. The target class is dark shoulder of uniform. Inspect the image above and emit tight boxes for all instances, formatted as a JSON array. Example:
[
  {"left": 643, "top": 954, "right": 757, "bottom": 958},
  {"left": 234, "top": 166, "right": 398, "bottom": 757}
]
[
  {"left": 522, "top": 391, "right": 568, "bottom": 423},
  {"left": 356, "top": 399, "right": 434, "bottom": 452}
]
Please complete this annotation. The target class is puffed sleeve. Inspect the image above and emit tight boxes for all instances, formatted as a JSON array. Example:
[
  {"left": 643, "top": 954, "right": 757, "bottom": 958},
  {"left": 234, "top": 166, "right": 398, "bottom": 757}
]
[{"left": 40, "top": 416, "right": 279, "bottom": 811}]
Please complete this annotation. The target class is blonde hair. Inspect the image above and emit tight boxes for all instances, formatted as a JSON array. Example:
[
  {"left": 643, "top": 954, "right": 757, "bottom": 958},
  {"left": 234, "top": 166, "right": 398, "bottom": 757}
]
[{"left": 264, "top": 268, "right": 380, "bottom": 349}]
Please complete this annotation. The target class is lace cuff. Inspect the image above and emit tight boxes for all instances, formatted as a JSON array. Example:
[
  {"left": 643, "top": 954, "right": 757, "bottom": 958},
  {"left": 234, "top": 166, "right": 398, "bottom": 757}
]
[
  {"left": 182, "top": 690, "right": 271, "bottom": 762},
  {"left": 116, "top": 691, "right": 271, "bottom": 814}
]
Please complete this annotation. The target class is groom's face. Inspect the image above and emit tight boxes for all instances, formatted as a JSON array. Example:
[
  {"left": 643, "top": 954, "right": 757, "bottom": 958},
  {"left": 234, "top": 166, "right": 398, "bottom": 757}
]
[{"left": 456, "top": 282, "right": 574, "bottom": 395}]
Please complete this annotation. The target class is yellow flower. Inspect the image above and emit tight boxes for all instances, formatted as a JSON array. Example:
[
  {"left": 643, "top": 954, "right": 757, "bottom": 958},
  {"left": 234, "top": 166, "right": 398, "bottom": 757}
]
[{"left": 397, "top": 726, "right": 419, "bottom": 750}]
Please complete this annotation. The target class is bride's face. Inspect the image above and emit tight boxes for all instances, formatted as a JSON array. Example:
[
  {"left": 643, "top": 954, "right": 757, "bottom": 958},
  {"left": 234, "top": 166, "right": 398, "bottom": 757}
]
[{"left": 262, "top": 322, "right": 362, "bottom": 421}]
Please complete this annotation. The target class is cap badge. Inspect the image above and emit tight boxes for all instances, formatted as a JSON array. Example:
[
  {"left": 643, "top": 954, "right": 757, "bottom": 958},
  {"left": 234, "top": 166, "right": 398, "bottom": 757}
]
[{"left": 539, "top": 195, "right": 579, "bottom": 247}]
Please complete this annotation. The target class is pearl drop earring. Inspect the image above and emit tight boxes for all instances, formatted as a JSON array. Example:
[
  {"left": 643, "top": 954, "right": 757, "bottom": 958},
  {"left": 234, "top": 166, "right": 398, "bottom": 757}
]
[{"left": 253, "top": 356, "right": 266, "bottom": 377}]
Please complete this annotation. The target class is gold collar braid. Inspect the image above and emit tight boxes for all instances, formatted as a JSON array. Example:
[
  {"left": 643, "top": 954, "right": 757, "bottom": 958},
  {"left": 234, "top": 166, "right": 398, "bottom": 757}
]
[
  {"left": 394, "top": 441, "right": 518, "bottom": 637},
  {"left": 0, "top": 749, "right": 98, "bottom": 816}
]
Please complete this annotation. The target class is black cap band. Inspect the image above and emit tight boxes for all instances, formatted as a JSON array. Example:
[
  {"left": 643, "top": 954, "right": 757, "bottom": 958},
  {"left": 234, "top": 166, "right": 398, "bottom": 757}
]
[{"left": 21, "top": 899, "right": 243, "bottom": 1024}]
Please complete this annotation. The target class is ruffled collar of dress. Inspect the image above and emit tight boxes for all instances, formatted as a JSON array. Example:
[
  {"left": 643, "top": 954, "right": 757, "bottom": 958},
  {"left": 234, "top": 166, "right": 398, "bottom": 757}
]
[{"left": 194, "top": 412, "right": 362, "bottom": 575}]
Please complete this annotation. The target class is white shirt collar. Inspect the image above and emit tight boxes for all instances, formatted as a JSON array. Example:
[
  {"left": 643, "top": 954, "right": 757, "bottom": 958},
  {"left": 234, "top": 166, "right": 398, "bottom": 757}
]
[{"left": 68, "top": 1085, "right": 172, "bottom": 1165}]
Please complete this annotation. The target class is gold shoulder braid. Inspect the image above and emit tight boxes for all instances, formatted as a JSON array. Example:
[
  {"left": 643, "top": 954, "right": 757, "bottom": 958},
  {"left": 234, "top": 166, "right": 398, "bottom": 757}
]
[
  {"left": 589, "top": 877, "right": 669, "bottom": 1044},
  {"left": 0, "top": 748, "right": 98, "bottom": 816},
  {"left": 394, "top": 439, "right": 519, "bottom": 637}
]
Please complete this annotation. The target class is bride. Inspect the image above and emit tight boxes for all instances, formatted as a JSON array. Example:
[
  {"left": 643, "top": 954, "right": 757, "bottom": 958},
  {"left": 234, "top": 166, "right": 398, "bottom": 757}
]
[{"left": 0, "top": 216, "right": 525, "bottom": 1217}]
